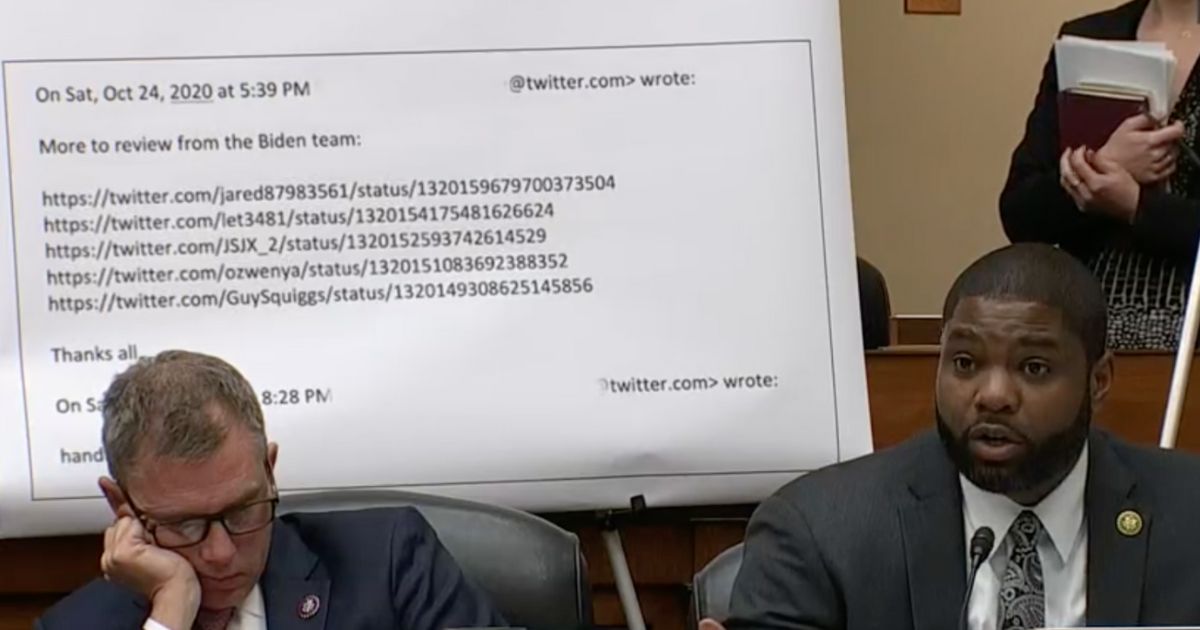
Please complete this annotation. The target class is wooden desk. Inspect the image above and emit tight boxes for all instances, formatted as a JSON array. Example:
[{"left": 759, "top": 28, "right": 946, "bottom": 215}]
[{"left": 2, "top": 349, "right": 1197, "bottom": 630}]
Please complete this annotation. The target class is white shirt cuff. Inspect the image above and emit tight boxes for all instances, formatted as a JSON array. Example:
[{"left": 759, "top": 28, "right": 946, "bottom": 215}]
[{"left": 144, "top": 619, "right": 174, "bottom": 630}]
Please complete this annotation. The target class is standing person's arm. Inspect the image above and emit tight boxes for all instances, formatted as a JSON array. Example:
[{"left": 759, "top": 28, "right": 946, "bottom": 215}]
[
  {"left": 1005, "top": 33, "right": 1200, "bottom": 265},
  {"left": 999, "top": 39, "right": 1100, "bottom": 247}
]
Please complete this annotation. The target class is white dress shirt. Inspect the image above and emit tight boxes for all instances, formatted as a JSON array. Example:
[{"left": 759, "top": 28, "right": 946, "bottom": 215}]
[
  {"left": 961, "top": 444, "right": 1089, "bottom": 630},
  {"left": 143, "top": 584, "right": 266, "bottom": 630}
]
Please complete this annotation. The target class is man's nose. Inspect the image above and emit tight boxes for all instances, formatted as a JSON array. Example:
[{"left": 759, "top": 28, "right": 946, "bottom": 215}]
[
  {"left": 974, "top": 367, "right": 1018, "bottom": 415},
  {"left": 197, "top": 520, "right": 238, "bottom": 566}
]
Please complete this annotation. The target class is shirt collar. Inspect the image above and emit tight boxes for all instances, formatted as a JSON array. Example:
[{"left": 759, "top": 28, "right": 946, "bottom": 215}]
[
  {"left": 960, "top": 441, "right": 1088, "bottom": 563},
  {"left": 240, "top": 584, "right": 265, "bottom": 619}
]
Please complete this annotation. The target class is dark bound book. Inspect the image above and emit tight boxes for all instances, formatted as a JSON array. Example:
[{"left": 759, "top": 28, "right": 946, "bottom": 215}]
[{"left": 1058, "top": 87, "right": 1148, "bottom": 152}]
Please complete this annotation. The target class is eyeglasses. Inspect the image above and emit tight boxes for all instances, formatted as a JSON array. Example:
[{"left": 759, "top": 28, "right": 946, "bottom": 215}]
[{"left": 125, "top": 493, "right": 279, "bottom": 549}]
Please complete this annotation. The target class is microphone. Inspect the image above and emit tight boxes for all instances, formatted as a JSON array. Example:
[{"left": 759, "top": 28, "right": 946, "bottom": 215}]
[{"left": 959, "top": 527, "right": 995, "bottom": 630}]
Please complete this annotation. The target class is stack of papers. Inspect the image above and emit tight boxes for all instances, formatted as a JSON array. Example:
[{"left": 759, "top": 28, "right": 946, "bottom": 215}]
[{"left": 1055, "top": 34, "right": 1177, "bottom": 120}]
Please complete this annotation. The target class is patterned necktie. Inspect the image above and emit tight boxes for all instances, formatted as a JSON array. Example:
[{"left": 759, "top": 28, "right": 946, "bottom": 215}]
[
  {"left": 998, "top": 510, "right": 1045, "bottom": 630},
  {"left": 193, "top": 608, "right": 236, "bottom": 630}
]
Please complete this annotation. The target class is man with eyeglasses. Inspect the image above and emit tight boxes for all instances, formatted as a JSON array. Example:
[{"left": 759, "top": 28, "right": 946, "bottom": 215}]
[{"left": 36, "top": 350, "right": 506, "bottom": 630}]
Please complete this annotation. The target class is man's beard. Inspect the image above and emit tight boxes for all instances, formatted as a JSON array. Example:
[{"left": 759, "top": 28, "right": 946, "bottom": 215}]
[{"left": 936, "top": 397, "right": 1091, "bottom": 495}]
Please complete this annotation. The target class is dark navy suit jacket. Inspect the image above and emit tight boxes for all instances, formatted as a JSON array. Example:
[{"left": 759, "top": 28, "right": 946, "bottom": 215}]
[
  {"left": 727, "top": 430, "right": 1200, "bottom": 630},
  {"left": 36, "top": 507, "right": 506, "bottom": 630}
]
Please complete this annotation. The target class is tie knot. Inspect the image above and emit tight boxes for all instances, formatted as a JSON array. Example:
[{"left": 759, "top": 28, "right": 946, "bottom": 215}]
[
  {"left": 1008, "top": 510, "right": 1043, "bottom": 551},
  {"left": 193, "top": 608, "right": 236, "bottom": 630}
]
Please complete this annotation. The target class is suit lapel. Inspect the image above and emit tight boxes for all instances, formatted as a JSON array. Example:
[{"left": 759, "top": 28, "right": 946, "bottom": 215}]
[
  {"left": 260, "top": 519, "right": 332, "bottom": 630},
  {"left": 1085, "top": 432, "right": 1149, "bottom": 626},
  {"left": 899, "top": 433, "right": 966, "bottom": 630}
]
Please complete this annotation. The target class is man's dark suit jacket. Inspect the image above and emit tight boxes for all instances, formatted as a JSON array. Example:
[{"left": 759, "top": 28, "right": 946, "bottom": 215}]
[
  {"left": 726, "top": 430, "right": 1200, "bottom": 630},
  {"left": 36, "top": 507, "right": 506, "bottom": 630},
  {"left": 999, "top": 0, "right": 1200, "bottom": 268}
]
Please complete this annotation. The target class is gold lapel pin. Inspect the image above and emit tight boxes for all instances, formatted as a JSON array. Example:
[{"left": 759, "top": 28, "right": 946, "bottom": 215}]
[{"left": 1117, "top": 510, "right": 1143, "bottom": 537}]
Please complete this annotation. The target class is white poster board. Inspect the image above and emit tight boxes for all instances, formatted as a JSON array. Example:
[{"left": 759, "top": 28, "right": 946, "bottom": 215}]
[{"left": 0, "top": 0, "right": 871, "bottom": 538}]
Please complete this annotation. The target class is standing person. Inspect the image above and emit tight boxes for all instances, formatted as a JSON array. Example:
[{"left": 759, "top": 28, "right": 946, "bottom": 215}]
[{"left": 1000, "top": 0, "right": 1200, "bottom": 349}]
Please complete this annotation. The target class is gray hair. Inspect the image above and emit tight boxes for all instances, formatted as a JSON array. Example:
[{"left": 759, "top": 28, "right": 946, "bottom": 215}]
[{"left": 101, "top": 350, "right": 266, "bottom": 483}]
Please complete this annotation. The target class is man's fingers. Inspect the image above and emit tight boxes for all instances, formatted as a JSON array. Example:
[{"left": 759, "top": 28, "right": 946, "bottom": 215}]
[
  {"left": 112, "top": 516, "right": 135, "bottom": 544},
  {"left": 101, "top": 521, "right": 119, "bottom": 577},
  {"left": 107, "top": 516, "right": 147, "bottom": 567},
  {"left": 124, "top": 516, "right": 148, "bottom": 542},
  {"left": 103, "top": 523, "right": 117, "bottom": 550}
]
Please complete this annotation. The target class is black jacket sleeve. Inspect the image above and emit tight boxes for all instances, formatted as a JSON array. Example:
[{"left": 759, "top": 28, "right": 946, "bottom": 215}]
[
  {"left": 391, "top": 510, "right": 507, "bottom": 630},
  {"left": 999, "top": 34, "right": 1106, "bottom": 254}
]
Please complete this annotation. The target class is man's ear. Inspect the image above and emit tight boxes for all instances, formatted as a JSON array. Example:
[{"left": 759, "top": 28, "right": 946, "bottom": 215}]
[
  {"left": 267, "top": 441, "right": 279, "bottom": 472},
  {"left": 98, "top": 477, "right": 132, "bottom": 519},
  {"left": 1090, "top": 350, "right": 1114, "bottom": 411}
]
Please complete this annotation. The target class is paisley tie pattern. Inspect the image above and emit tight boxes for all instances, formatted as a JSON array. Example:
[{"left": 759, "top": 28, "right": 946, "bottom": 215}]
[{"left": 998, "top": 510, "right": 1045, "bottom": 630}]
